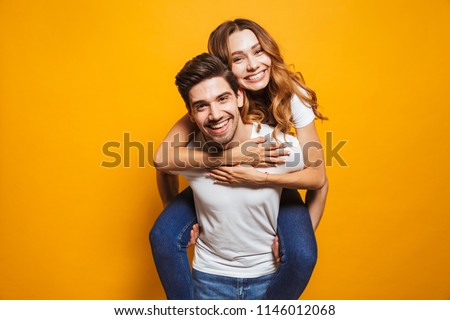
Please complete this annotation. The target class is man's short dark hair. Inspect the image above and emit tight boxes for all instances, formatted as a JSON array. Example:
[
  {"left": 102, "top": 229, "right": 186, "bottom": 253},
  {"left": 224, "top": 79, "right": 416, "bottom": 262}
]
[{"left": 175, "top": 53, "right": 240, "bottom": 111}]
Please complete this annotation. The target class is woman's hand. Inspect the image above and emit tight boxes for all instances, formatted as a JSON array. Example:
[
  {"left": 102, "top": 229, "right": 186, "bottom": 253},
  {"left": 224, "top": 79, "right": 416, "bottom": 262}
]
[
  {"left": 208, "top": 165, "right": 268, "bottom": 185},
  {"left": 224, "top": 136, "right": 289, "bottom": 167}
]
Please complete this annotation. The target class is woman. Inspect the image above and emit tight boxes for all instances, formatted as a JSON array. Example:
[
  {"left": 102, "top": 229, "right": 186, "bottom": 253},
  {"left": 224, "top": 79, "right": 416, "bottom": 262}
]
[{"left": 151, "top": 19, "right": 328, "bottom": 299}]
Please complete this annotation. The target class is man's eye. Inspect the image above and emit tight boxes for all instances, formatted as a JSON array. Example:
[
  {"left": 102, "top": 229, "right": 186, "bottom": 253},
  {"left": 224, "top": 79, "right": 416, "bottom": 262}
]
[
  {"left": 195, "top": 104, "right": 206, "bottom": 111},
  {"left": 219, "top": 96, "right": 229, "bottom": 102}
]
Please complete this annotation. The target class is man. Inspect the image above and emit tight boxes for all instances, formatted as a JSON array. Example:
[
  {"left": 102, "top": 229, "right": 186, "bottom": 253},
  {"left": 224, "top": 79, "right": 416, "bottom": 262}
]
[{"left": 158, "top": 53, "right": 304, "bottom": 299}]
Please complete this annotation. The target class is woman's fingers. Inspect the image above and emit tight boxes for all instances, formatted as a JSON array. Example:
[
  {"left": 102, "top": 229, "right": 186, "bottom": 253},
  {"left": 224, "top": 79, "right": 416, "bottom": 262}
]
[
  {"left": 263, "top": 142, "right": 286, "bottom": 150},
  {"left": 246, "top": 136, "right": 267, "bottom": 144},
  {"left": 208, "top": 168, "right": 232, "bottom": 182}
]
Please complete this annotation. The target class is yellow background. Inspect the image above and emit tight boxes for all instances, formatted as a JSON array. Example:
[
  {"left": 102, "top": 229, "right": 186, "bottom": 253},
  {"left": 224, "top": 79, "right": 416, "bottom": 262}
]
[{"left": 1, "top": 0, "right": 449, "bottom": 299}]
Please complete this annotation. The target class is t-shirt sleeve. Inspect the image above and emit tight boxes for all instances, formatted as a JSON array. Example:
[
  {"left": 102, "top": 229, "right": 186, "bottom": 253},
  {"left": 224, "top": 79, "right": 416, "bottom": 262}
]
[{"left": 290, "top": 93, "right": 315, "bottom": 128}]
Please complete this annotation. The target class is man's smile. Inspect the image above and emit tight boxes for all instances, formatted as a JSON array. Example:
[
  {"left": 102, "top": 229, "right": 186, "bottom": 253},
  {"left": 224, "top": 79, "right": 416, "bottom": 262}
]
[{"left": 206, "top": 118, "right": 231, "bottom": 135}]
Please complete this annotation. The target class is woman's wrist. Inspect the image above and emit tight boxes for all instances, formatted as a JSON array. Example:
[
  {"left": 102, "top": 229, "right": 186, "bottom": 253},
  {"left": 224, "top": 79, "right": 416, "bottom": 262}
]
[{"left": 258, "top": 172, "right": 270, "bottom": 185}]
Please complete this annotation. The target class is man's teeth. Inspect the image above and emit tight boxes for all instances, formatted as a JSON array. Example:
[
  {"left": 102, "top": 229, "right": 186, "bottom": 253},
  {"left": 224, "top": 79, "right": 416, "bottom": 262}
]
[
  {"left": 247, "top": 71, "right": 264, "bottom": 80},
  {"left": 210, "top": 120, "right": 228, "bottom": 129}
]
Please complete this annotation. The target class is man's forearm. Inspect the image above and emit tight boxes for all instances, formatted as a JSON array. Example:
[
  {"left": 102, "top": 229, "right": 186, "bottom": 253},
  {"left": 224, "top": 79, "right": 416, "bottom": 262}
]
[
  {"left": 306, "top": 177, "right": 328, "bottom": 230},
  {"left": 156, "top": 171, "right": 179, "bottom": 207}
]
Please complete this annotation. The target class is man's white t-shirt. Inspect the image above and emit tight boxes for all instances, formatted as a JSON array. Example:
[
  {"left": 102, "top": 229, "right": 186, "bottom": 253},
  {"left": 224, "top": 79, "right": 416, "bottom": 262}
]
[{"left": 177, "top": 123, "right": 304, "bottom": 278}]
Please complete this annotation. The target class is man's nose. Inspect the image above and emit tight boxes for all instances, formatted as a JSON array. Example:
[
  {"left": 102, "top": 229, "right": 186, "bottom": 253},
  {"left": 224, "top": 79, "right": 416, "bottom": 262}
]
[{"left": 208, "top": 104, "right": 222, "bottom": 120}]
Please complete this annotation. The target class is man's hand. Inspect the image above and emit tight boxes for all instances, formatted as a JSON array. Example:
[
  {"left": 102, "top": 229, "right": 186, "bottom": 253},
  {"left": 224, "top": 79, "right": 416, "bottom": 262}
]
[
  {"left": 272, "top": 235, "right": 280, "bottom": 263},
  {"left": 187, "top": 224, "right": 199, "bottom": 248}
]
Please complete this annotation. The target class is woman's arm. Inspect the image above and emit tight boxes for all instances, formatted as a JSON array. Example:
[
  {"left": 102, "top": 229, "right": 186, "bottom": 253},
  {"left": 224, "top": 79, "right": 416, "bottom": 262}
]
[
  {"left": 208, "top": 122, "right": 326, "bottom": 188},
  {"left": 153, "top": 114, "right": 287, "bottom": 172},
  {"left": 207, "top": 121, "right": 328, "bottom": 228},
  {"left": 153, "top": 113, "right": 221, "bottom": 172}
]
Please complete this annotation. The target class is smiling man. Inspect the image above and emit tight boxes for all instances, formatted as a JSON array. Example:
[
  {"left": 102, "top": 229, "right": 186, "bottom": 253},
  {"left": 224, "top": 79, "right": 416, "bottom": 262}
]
[{"left": 157, "top": 53, "right": 304, "bottom": 299}]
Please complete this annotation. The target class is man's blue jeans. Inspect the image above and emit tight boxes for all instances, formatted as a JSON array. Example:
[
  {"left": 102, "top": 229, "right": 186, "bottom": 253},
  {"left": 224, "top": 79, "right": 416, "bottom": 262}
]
[
  {"left": 150, "top": 187, "right": 317, "bottom": 300},
  {"left": 193, "top": 269, "right": 274, "bottom": 300}
]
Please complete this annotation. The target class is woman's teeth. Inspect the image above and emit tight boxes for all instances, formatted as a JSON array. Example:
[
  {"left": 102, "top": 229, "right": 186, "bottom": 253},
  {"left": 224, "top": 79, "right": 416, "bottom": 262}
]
[{"left": 247, "top": 70, "right": 265, "bottom": 80}]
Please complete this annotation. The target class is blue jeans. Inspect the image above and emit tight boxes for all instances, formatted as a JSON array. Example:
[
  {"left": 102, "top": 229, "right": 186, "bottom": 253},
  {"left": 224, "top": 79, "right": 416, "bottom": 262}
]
[
  {"left": 193, "top": 269, "right": 274, "bottom": 300},
  {"left": 149, "top": 187, "right": 317, "bottom": 300}
]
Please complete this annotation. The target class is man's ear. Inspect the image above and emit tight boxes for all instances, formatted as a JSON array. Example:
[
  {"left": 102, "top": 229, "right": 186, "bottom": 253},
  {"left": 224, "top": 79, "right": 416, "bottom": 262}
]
[
  {"left": 188, "top": 113, "right": 195, "bottom": 123},
  {"left": 237, "top": 88, "right": 244, "bottom": 108},
  {"left": 186, "top": 105, "right": 195, "bottom": 122}
]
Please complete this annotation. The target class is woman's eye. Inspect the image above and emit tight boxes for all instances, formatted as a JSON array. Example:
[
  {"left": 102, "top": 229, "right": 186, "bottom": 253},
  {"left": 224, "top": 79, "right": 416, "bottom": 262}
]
[
  {"left": 255, "top": 48, "right": 264, "bottom": 55},
  {"left": 233, "top": 57, "right": 243, "bottom": 63}
]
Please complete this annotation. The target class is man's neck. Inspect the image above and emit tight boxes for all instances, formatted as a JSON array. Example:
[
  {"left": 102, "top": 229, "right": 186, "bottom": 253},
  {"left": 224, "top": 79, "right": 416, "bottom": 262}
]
[{"left": 223, "top": 123, "right": 253, "bottom": 149}]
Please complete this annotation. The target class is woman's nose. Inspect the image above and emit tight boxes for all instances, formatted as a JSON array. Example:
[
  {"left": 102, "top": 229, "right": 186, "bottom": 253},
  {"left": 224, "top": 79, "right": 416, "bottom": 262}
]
[{"left": 246, "top": 56, "right": 259, "bottom": 71}]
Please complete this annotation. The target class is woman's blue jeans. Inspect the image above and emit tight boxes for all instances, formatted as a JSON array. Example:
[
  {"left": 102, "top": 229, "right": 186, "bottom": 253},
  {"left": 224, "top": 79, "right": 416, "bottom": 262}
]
[{"left": 149, "top": 187, "right": 317, "bottom": 300}]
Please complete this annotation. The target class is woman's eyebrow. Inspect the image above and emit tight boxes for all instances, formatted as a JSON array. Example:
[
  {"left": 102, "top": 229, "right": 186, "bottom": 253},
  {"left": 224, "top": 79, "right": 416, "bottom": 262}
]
[{"left": 231, "top": 42, "right": 260, "bottom": 56}]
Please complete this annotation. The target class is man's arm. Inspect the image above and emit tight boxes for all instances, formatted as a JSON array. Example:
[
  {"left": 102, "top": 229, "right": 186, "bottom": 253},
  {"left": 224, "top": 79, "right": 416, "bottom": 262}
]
[
  {"left": 156, "top": 168, "right": 200, "bottom": 247},
  {"left": 296, "top": 121, "right": 328, "bottom": 231},
  {"left": 156, "top": 170, "right": 179, "bottom": 208},
  {"left": 153, "top": 114, "right": 225, "bottom": 172},
  {"left": 305, "top": 178, "right": 328, "bottom": 230}
]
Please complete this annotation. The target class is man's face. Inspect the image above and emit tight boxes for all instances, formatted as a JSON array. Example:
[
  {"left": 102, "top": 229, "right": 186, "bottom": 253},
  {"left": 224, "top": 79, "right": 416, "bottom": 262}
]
[{"left": 188, "top": 76, "right": 243, "bottom": 145}]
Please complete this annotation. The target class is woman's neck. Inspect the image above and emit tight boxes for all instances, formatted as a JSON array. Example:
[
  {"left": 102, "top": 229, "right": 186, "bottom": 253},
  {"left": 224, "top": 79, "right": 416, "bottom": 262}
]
[{"left": 247, "top": 89, "right": 270, "bottom": 105}]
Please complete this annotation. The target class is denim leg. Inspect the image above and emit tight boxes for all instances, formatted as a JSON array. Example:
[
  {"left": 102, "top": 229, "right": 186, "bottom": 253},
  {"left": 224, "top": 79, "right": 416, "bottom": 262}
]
[
  {"left": 263, "top": 189, "right": 318, "bottom": 299},
  {"left": 149, "top": 187, "right": 197, "bottom": 299}
]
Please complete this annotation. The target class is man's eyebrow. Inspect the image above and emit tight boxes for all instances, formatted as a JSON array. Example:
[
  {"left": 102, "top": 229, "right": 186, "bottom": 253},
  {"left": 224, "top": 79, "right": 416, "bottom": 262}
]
[
  {"left": 190, "top": 91, "right": 233, "bottom": 107},
  {"left": 217, "top": 92, "right": 232, "bottom": 99},
  {"left": 191, "top": 99, "right": 207, "bottom": 107},
  {"left": 231, "top": 43, "right": 261, "bottom": 56}
]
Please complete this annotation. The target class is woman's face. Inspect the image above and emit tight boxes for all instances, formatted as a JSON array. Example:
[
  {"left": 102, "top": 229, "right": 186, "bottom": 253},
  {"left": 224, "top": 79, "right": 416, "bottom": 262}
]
[{"left": 228, "top": 29, "right": 272, "bottom": 92}]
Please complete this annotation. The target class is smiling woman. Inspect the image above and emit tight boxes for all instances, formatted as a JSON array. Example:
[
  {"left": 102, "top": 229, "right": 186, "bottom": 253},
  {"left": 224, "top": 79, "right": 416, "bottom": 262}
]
[{"left": 228, "top": 29, "right": 272, "bottom": 92}]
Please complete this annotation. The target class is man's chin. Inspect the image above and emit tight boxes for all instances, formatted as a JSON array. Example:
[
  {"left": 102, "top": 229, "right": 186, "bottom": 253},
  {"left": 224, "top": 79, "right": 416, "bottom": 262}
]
[{"left": 203, "top": 133, "right": 233, "bottom": 147}]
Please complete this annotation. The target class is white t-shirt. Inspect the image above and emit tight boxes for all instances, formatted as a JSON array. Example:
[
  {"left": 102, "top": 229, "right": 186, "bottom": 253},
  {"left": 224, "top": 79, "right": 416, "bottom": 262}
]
[
  {"left": 291, "top": 93, "right": 315, "bottom": 128},
  {"left": 177, "top": 123, "right": 304, "bottom": 278}
]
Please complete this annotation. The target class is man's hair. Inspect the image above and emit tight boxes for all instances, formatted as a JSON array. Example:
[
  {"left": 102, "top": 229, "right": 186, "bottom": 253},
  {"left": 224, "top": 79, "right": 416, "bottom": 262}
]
[{"left": 175, "top": 53, "right": 240, "bottom": 111}]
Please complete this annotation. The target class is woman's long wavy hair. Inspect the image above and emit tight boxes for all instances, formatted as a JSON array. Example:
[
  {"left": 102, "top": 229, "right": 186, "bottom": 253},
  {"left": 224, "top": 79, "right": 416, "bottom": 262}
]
[{"left": 208, "top": 19, "right": 327, "bottom": 137}]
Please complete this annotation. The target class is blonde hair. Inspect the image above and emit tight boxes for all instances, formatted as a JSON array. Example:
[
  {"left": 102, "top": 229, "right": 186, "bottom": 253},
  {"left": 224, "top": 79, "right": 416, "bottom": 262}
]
[{"left": 208, "top": 18, "right": 327, "bottom": 137}]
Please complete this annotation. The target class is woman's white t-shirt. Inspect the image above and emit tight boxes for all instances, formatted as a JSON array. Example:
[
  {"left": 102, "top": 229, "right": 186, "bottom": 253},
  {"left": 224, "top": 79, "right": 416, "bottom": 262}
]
[{"left": 290, "top": 94, "right": 315, "bottom": 128}]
